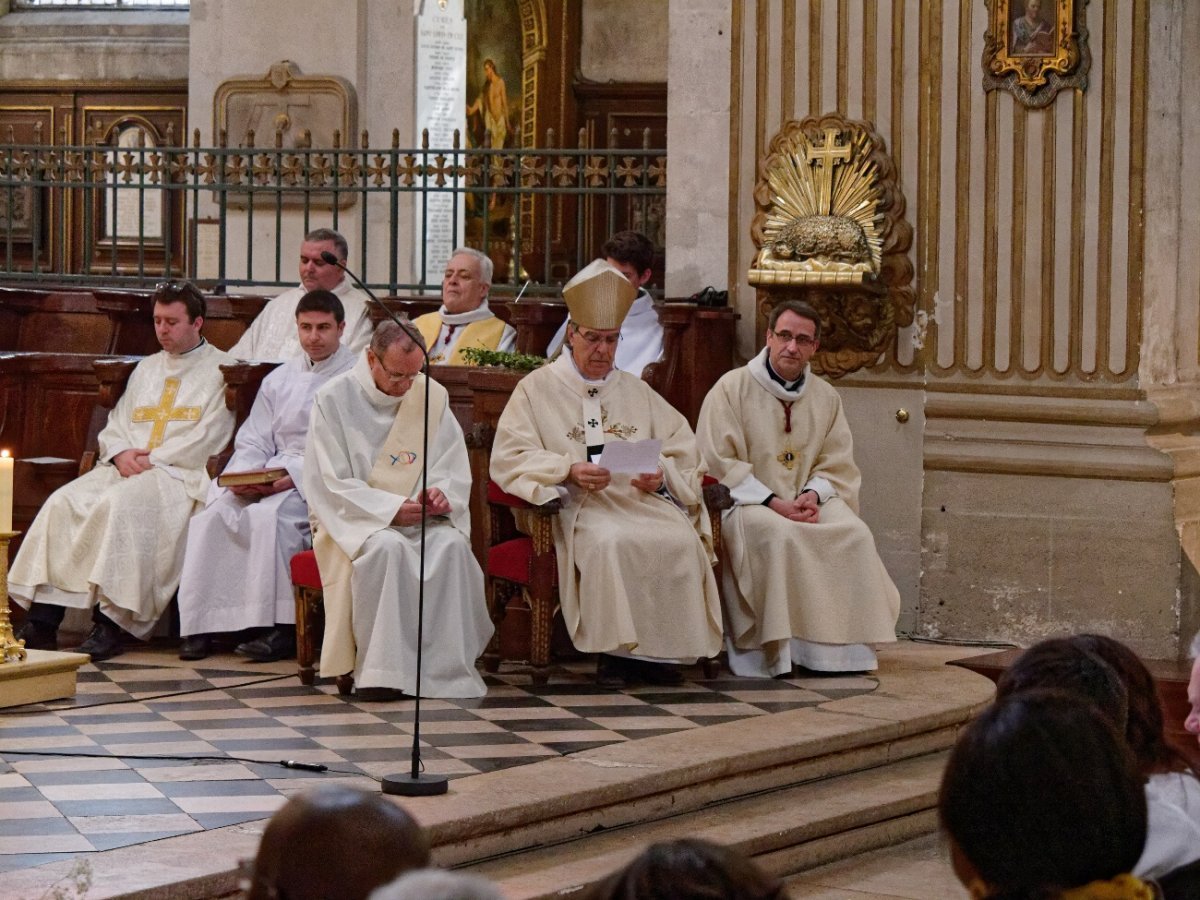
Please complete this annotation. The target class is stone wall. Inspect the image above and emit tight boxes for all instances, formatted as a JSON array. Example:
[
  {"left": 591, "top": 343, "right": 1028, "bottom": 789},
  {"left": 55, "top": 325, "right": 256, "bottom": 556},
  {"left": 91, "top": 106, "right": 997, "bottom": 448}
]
[{"left": 580, "top": 0, "right": 667, "bottom": 83}]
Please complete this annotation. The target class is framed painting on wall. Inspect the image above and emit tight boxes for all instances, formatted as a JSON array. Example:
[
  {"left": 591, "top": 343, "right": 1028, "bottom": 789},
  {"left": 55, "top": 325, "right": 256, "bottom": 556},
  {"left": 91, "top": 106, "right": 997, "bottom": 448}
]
[{"left": 983, "top": 0, "right": 1091, "bottom": 108}]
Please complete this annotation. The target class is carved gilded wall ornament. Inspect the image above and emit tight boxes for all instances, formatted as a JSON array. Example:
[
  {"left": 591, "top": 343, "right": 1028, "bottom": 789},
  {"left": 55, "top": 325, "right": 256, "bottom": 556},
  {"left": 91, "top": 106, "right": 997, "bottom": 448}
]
[
  {"left": 750, "top": 113, "right": 914, "bottom": 378},
  {"left": 982, "top": 0, "right": 1091, "bottom": 109}
]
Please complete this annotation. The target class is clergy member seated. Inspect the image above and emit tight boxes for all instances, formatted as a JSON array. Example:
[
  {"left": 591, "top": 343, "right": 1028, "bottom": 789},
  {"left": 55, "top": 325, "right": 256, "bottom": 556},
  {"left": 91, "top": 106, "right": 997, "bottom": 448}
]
[
  {"left": 175, "top": 289, "right": 357, "bottom": 662},
  {"left": 12, "top": 281, "right": 235, "bottom": 661},
  {"left": 304, "top": 319, "right": 492, "bottom": 700},
  {"left": 413, "top": 247, "right": 516, "bottom": 364},
  {"left": 546, "top": 231, "right": 663, "bottom": 378},
  {"left": 491, "top": 259, "right": 722, "bottom": 688},
  {"left": 229, "top": 228, "right": 373, "bottom": 361},
  {"left": 696, "top": 300, "right": 899, "bottom": 676}
]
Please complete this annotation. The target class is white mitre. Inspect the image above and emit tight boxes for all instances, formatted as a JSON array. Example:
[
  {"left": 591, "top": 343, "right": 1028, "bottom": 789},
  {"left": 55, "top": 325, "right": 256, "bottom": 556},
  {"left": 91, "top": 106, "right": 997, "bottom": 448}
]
[{"left": 562, "top": 258, "right": 637, "bottom": 330}]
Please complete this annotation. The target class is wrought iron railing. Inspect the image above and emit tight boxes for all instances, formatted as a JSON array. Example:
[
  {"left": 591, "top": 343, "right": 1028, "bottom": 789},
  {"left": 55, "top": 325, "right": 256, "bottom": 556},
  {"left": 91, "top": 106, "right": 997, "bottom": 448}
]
[{"left": 0, "top": 125, "right": 667, "bottom": 296}]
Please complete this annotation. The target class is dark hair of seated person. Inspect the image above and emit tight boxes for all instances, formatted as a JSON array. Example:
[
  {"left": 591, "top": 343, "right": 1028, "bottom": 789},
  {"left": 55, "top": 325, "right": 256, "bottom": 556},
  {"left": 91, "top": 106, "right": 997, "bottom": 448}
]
[
  {"left": 585, "top": 838, "right": 784, "bottom": 900},
  {"left": 994, "top": 637, "right": 1130, "bottom": 738},
  {"left": 245, "top": 785, "right": 430, "bottom": 900},
  {"left": 940, "top": 690, "right": 1148, "bottom": 900},
  {"left": 1068, "top": 633, "right": 1198, "bottom": 777}
]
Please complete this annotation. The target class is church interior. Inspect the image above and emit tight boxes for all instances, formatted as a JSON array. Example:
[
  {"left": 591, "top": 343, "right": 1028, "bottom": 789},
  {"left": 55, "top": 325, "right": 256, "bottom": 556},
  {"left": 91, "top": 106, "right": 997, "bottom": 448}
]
[{"left": 1, "top": 0, "right": 1199, "bottom": 897}]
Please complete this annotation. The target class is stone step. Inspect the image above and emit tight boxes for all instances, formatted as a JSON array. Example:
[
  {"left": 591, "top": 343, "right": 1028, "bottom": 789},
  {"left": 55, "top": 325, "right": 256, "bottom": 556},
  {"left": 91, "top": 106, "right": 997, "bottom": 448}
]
[{"left": 465, "top": 751, "right": 949, "bottom": 899}]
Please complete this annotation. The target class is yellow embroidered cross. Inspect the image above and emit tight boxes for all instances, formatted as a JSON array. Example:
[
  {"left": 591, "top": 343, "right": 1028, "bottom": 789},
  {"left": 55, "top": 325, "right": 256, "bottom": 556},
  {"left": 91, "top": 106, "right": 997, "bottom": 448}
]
[{"left": 131, "top": 377, "right": 201, "bottom": 449}]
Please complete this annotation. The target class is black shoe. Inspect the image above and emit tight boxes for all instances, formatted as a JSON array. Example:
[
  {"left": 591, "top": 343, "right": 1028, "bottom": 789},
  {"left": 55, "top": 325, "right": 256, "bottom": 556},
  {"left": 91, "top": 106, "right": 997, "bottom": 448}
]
[
  {"left": 178, "top": 634, "right": 212, "bottom": 661},
  {"left": 76, "top": 620, "right": 124, "bottom": 662},
  {"left": 636, "top": 660, "right": 685, "bottom": 686},
  {"left": 15, "top": 619, "right": 58, "bottom": 651},
  {"left": 235, "top": 627, "right": 296, "bottom": 663},
  {"left": 353, "top": 686, "right": 410, "bottom": 702},
  {"left": 596, "top": 654, "right": 633, "bottom": 689}
]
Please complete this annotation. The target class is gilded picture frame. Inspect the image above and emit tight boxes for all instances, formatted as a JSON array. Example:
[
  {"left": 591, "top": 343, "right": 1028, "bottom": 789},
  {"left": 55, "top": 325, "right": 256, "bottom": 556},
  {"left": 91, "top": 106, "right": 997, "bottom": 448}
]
[{"left": 983, "top": 0, "right": 1090, "bottom": 108}]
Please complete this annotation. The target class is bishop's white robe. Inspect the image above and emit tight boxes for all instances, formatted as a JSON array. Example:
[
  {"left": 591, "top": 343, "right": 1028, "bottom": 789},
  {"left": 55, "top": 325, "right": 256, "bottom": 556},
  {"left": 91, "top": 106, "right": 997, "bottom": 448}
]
[
  {"left": 546, "top": 290, "right": 664, "bottom": 378},
  {"left": 413, "top": 300, "right": 517, "bottom": 365},
  {"left": 304, "top": 355, "right": 491, "bottom": 698},
  {"left": 177, "top": 344, "right": 357, "bottom": 636},
  {"left": 229, "top": 278, "right": 373, "bottom": 361},
  {"left": 696, "top": 350, "right": 899, "bottom": 676},
  {"left": 10, "top": 342, "right": 234, "bottom": 637},
  {"left": 490, "top": 354, "right": 722, "bottom": 661}
]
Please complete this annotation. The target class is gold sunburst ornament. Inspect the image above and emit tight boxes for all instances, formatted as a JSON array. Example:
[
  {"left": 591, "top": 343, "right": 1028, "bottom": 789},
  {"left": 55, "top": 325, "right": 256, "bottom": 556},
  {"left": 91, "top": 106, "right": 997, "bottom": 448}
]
[{"left": 750, "top": 126, "right": 882, "bottom": 287}]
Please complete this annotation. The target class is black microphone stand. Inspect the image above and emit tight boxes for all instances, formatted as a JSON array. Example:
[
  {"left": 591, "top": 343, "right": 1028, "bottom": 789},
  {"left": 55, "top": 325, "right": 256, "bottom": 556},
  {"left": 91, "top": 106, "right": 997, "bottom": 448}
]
[{"left": 321, "top": 252, "right": 448, "bottom": 797}]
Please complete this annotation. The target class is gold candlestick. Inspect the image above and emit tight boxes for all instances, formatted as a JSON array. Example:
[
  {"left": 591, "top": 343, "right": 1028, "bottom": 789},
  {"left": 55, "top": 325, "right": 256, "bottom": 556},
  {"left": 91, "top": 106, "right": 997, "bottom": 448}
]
[{"left": 0, "top": 531, "right": 26, "bottom": 663}]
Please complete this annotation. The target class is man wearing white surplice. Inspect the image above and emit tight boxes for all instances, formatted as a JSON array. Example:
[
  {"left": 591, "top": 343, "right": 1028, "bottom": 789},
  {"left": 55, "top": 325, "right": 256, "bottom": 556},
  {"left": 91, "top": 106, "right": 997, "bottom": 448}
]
[
  {"left": 176, "top": 289, "right": 357, "bottom": 662},
  {"left": 304, "top": 320, "right": 491, "bottom": 700},
  {"left": 11, "top": 282, "right": 234, "bottom": 661},
  {"left": 697, "top": 300, "right": 900, "bottom": 676},
  {"left": 491, "top": 259, "right": 722, "bottom": 688}
]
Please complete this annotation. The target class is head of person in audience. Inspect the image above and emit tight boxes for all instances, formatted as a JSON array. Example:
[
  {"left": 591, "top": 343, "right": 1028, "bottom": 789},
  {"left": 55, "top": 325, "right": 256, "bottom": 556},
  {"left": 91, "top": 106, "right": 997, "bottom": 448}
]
[
  {"left": 1068, "top": 633, "right": 1197, "bottom": 777},
  {"left": 368, "top": 868, "right": 505, "bottom": 900},
  {"left": 152, "top": 280, "right": 206, "bottom": 355},
  {"left": 244, "top": 785, "right": 429, "bottom": 900},
  {"left": 299, "top": 227, "right": 349, "bottom": 293},
  {"left": 441, "top": 247, "right": 493, "bottom": 315},
  {"left": 294, "top": 289, "right": 346, "bottom": 363},
  {"left": 765, "top": 300, "right": 822, "bottom": 384},
  {"left": 940, "top": 690, "right": 1148, "bottom": 899},
  {"left": 366, "top": 320, "right": 426, "bottom": 398},
  {"left": 994, "top": 636, "right": 1130, "bottom": 738},
  {"left": 601, "top": 230, "right": 655, "bottom": 293},
  {"left": 586, "top": 838, "right": 785, "bottom": 900}
]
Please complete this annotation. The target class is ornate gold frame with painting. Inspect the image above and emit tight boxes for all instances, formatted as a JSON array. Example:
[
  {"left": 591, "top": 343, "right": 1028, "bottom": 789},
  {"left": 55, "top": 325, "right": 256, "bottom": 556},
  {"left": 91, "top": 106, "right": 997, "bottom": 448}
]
[
  {"left": 983, "top": 0, "right": 1091, "bottom": 108},
  {"left": 749, "top": 113, "right": 914, "bottom": 378}
]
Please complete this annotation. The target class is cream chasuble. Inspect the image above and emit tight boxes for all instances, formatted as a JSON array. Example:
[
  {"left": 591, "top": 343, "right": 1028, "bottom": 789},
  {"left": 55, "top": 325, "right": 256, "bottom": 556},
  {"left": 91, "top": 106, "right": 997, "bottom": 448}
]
[
  {"left": 177, "top": 344, "right": 356, "bottom": 635},
  {"left": 229, "top": 279, "right": 373, "bottom": 361},
  {"left": 413, "top": 301, "right": 516, "bottom": 365},
  {"left": 696, "top": 351, "right": 899, "bottom": 673},
  {"left": 10, "top": 342, "right": 234, "bottom": 637},
  {"left": 490, "top": 354, "right": 722, "bottom": 660},
  {"left": 304, "top": 355, "right": 490, "bottom": 698}
]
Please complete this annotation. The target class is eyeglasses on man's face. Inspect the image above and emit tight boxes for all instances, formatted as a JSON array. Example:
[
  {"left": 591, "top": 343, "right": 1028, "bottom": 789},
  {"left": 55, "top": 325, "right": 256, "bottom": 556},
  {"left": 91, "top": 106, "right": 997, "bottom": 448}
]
[
  {"left": 573, "top": 328, "right": 620, "bottom": 347},
  {"left": 769, "top": 329, "right": 817, "bottom": 349}
]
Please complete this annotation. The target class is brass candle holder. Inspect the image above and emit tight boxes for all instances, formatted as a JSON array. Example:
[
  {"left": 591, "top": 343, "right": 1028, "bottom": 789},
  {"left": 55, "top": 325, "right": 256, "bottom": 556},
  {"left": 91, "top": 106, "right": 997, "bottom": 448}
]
[{"left": 0, "top": 531, "right": 26, "bottom": 663}]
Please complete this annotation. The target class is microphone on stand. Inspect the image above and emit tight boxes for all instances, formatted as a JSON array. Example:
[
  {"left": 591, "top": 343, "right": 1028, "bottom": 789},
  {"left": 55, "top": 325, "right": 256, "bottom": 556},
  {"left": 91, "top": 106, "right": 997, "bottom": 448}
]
[{"left": 320, "top": 251, "right": 448, "bottom": 798}]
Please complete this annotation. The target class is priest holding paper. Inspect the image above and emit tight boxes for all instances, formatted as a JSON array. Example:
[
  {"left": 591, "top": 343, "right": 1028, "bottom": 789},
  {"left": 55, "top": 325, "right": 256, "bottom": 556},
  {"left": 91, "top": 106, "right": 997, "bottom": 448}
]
[
  {"left": 304, "top": 320, "right": 491, "bottom": 700},
  {"left": 696, "top": 300, "right": 899, "bottom": 676},
  {"left": 175, "top": 289, "right": 357, "bottom": 662},
  {"left": 413, "top": 247, "right": 516, "bottom": 365},
  {"left": 12, "top": 282, "right": 234, "bottom": 660},
  {"left": 491, "top": 259, "right": 722, "bottom": 687}
]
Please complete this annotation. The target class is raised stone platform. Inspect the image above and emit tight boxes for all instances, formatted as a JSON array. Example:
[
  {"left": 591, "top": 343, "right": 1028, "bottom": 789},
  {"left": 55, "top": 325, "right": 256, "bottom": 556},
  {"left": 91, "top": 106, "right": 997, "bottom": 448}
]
[
  {"left": 0, "top": 649, "right": 88, "bottom": 708},
  {"left": 0, "top": 642, "right": 996, "bottom": 899}
]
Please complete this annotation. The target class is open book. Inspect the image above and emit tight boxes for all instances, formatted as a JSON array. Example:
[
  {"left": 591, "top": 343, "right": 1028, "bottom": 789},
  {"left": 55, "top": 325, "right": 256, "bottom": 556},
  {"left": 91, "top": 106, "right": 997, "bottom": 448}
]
[{"left": 216, "top": 467, "right": 288, "bottom": 488}]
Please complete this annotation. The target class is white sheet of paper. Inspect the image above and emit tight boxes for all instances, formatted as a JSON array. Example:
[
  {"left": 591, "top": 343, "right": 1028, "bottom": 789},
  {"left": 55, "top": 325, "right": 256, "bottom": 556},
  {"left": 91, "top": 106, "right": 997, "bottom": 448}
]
[{"left": 597, "top": 439, "right": 662, "bottom": 474}]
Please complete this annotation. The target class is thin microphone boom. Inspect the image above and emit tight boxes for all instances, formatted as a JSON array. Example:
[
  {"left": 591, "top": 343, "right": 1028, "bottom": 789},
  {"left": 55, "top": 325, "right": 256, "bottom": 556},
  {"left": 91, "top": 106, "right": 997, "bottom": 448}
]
[{"left": 322, "top": 251, "right": 448, "bottom": 797}]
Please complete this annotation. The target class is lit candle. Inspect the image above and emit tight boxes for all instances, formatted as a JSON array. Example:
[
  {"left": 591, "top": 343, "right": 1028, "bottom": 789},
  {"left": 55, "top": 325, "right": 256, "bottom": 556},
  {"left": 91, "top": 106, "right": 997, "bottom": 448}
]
[{"left": 0, "top": 450, "right": 12, "bottom": 534}]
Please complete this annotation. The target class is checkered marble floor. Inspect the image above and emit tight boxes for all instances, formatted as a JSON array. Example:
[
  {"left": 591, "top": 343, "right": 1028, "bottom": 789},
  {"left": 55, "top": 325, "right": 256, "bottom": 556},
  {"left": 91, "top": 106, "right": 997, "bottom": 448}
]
[{"left": 0, "top": 652, "right": 878, "bottom": 873}]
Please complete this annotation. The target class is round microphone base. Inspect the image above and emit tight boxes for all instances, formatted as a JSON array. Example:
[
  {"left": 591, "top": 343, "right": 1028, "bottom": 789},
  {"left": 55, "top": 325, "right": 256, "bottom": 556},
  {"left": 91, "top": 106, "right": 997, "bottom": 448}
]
[{"left": 381, "top": 772, "right": 449, "bottom": 797}]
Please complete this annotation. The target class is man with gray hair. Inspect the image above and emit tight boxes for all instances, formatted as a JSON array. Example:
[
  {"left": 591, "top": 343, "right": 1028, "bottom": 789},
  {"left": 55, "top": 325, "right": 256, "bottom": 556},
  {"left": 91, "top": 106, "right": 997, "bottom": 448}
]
[
  {"left": 413, "top": 247, "right": 516, "bottom": 364},
  {"left": 230, "top": 228, "right": 374, "bottom": 361},
  {"left": 304, "top": 320, "right": 492, "bottom": 700}
]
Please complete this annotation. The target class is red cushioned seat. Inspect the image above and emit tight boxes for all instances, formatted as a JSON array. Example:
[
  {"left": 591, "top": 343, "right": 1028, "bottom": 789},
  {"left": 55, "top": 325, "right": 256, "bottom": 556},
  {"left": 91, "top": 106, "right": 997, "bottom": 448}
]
[
  {"left": 487, "top": 480, "right": 533, "bottom": 508},
  {"left": 487, "top": 537, "right": 560, "bottom": 587},
  {"left": 290, "top": 549, "right": 321, "bottom": 588}
]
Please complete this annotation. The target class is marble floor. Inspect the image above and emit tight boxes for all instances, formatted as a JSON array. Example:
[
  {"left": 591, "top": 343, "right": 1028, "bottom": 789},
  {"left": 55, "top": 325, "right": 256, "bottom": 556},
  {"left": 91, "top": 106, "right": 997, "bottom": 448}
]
[{"left": 0, "top": 646, "right": 881, "bottom": 876}]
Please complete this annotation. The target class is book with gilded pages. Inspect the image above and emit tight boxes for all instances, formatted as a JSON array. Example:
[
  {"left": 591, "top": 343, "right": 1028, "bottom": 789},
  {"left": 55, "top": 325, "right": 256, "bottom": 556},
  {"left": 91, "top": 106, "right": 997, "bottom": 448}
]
[{"left": 216, "top": 467, "right": 289, "bottom": 488}]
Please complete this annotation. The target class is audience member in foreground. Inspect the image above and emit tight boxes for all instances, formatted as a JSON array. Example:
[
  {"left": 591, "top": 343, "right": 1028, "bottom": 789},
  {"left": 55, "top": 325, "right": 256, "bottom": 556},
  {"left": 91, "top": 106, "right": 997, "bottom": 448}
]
[
  {"left": 940, "top": 690, "right": 1152, "bottom": 899},
  {"left": 244, "top": 785, "right": 429, "bottom": 900},
  {"left": 585, "top": 838, "right": 784, "bottom": 900},
  {"left": 995, "top": 635, "right": 1200, "bottom": 880},
  {"left": 369, "top": 868, "right": 504, "bottom": 900}
]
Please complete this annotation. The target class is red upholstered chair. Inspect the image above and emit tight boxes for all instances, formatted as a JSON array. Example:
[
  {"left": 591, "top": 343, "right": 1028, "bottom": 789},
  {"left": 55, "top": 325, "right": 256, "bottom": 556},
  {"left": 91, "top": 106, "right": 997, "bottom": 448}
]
[
  {"left": 290, "top": 549, "right": 354, "bottom": 696},
  {"left": 483, "top": 476, "right": 731, "bottom": 684}
]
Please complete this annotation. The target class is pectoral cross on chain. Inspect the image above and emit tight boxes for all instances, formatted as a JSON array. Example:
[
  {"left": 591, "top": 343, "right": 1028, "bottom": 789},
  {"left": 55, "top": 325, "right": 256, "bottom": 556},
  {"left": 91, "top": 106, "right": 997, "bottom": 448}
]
[
  {"left": 131, "top": 377, "right": 202, "bottom": 450},
  {"left": 777, "top": 449, "right": 796, "bottom": 471},
  {"left": 808, "top": 127, "right": 852, "bottom": 215}
]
